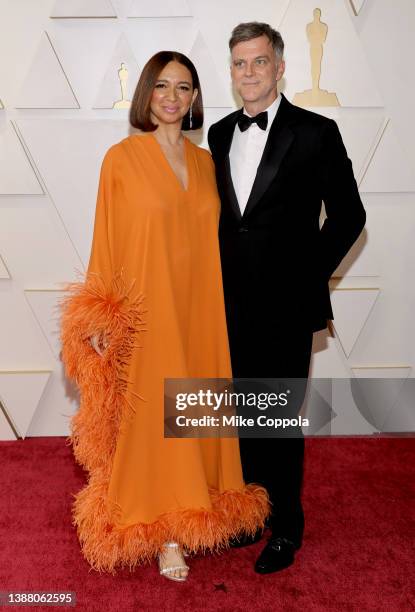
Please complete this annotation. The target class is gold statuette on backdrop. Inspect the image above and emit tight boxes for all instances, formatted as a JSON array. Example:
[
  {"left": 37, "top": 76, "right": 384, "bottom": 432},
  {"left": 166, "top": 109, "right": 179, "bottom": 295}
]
[
  {"left": 113, "top": 62, "right": 131, "bottom": 109},
  {"left": 293, "top": 8, "right": 340, "bottom": 107}
]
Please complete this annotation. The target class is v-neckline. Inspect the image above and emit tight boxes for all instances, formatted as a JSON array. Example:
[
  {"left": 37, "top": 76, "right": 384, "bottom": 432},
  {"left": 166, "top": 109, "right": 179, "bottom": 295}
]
[{"left": 149, "top": 132, "right": 191, "bottom": 193}]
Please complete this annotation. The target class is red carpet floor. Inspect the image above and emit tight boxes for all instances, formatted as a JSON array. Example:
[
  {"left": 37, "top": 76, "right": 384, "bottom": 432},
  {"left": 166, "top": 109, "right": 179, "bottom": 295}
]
[{"left": 1, "top": 437, "right": 414, "bottom": 612}]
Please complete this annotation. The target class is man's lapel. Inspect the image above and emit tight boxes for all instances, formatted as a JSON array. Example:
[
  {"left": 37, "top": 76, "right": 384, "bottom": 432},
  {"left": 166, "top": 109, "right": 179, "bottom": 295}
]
[
  {"left": 214, "top": 110, "right": 243, "bottom": 221},
  {"left": 243, "top": 94, "right": 295, "bottom": 219}
]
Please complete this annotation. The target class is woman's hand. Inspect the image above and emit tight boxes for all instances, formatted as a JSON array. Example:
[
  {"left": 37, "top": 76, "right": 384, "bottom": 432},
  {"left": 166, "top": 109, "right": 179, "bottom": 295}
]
[{"left": 90, "top": 332, "right": 109, "bottom": 356}]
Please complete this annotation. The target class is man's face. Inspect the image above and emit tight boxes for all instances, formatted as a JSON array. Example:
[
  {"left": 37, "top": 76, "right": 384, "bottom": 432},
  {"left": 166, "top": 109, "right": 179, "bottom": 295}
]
[{"left": 230, "top": 35, "right": 285, "bottom": 110}]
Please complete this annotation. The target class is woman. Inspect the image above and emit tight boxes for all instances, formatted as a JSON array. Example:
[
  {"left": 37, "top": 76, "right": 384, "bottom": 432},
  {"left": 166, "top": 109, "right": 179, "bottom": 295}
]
[{"left": 60, "top": 51, "right": 269, "bottom": 581}]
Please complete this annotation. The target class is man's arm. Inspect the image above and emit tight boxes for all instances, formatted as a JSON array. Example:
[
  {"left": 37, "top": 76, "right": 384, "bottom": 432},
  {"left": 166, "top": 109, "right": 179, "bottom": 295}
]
[{"left": 319, "top": 119, "right": 366, "bottom": 279}]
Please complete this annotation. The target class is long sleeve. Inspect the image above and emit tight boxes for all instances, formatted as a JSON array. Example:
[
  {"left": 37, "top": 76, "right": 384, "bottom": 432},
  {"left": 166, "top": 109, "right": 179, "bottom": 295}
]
[
  {"left": 60, "top": 145, "right": 145, "bottom": 472},
  {"left": 319, "top": 119, "right": 366, "bottom": 279},
  {"left": 86, "top": 149, "right": 115, "bottom": 281}
]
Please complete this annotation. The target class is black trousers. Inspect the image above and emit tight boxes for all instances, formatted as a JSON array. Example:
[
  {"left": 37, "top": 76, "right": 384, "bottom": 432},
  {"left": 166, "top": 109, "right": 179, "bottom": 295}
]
[{"left": 229, "top": 321, "right": 313, "bottom": 548}]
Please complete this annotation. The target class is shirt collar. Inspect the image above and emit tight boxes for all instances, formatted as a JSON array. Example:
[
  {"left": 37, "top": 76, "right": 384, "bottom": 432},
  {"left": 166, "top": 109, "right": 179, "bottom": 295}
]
[{"left": 243, "top": 93, "right": 282, "bottom": 132}]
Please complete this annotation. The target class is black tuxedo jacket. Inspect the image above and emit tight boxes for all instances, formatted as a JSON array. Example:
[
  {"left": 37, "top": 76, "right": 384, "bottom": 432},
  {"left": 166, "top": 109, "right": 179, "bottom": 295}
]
[{"left": 208, "top": 94, "right": 366, "bottom": 336}]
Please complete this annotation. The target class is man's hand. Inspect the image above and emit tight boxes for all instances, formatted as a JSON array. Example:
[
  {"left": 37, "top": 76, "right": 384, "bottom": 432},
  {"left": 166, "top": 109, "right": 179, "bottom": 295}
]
[{"left": 90, "top": 332, "right": 109, "bottom": 356}]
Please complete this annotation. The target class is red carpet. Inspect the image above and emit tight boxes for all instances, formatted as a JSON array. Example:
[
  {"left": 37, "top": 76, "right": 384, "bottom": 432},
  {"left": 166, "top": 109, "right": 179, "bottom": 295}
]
[{"left": 1, "top": 437, "right": 414, "bottom": 611}]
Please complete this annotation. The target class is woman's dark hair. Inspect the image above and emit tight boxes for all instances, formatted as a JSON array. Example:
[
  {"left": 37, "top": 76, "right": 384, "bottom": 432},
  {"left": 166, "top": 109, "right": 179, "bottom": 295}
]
[{"left": 129, "top": 51, "right": 203, "bottom": 132}]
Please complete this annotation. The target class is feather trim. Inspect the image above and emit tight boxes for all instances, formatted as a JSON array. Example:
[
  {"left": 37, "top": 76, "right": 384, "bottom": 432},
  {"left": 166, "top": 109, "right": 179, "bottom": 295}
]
[
  {"left": 60, "top": 272, "right": 146, "bottom": 473},
  {"left": 60, "top": 271, "right": 270, "bottom": 573},
  {"left": 73, "top": 473, "right": 270, "bottom": 574}
]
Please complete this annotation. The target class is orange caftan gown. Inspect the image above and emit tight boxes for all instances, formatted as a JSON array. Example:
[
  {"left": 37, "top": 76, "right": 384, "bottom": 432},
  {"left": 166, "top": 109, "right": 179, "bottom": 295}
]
[{"left": 60, "top": 133, "right": 270, "bottom": 573}]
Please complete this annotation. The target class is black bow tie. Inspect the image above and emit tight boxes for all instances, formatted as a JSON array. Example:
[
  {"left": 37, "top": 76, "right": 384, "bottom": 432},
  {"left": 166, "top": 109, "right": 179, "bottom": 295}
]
[{"left": 237, "top": 111, "right": 268, "bottom": 132}]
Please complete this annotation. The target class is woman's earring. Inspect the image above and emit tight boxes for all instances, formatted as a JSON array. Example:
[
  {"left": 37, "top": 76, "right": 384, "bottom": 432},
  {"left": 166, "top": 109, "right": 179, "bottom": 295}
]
[{"left": 189, "top": 105, "right": 193, "bottom": 129}]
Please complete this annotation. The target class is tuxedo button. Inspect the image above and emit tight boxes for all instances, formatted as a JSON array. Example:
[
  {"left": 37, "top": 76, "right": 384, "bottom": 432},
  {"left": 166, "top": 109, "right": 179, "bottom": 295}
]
[{"left": 238, "top": 226, "right": 249, "bottom": 232}]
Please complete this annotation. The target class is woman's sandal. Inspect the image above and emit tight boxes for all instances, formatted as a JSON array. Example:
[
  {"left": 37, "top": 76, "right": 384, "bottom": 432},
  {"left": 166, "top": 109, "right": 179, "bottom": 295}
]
[{"left": 158, "top": 542, "right": 190, "bottom": 582}]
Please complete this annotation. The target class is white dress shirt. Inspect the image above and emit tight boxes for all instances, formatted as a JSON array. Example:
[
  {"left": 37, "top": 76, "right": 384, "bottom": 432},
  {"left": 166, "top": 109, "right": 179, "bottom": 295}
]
[{"left": 229, "top": 93, "right": 282, "bottom": 215}]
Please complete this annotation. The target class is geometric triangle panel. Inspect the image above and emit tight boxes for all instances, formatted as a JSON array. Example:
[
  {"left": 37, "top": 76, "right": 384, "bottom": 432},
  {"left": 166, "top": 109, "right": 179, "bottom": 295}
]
[
  {"left": 15, "top": 118, "right": 131, "bottom": 266},
  {"left": 119, "top": 18, "right": 196, "bottom": 74},
  {"left": 0, "top": 403, "right": 17, "bottom": 440},
  {"left": 359, "top": 121, "right": 415, "bottom": 193},
  {"left": 0, "top": 122, "right": 44, "bottom": 195},
  {"left": 0, "top": 371, "right": 51, "bottom": 438},
  {"left": 351, "top": 366, "right": 412, "bottom": 432},
  {"left": 317, "top": 110, "right": 387, "bottom": 184},
  {"left": 302, "top": 378, "right": 336, "bottom": 435},
  {"left": 330, "top": 377, "right": 376, "bottom": 435},
  {"left": 25, "top": 363, "right": 79, "bottom": 437},
  {"left": 349, "top": 0, "right": 366, "bottom": 15},
  {"left": 332, "top": 289, "right": 380, "bottom": 358},
  {"left": 0, "top": 288, "right": 56, "bottom": 368},
  {"left": 281, "top": 0, "right": 383, "bottom": 107},
  {"left": 0, "top": 255, "right": 11, "bottom": 279},
  {"left": 93, "top": 34, "right": 141, "bottom": 108},
  {"left": 335, "top": 112, "right": 387, "bottom": 185},
  {"left": 15, "top": 32, "right": 79, "bottom": 109},
  {"left": 189, "top": 32, "right": 233, "bottom": 107},
  {"left": 380, "top": 378, "right": 415, "bottom": 433},
  {"left": 50, "top": 0, "right": 117, "bottom": 18},
  {"left": 0, "top": 199, "right": 83, "bottom": 287},
  {"left": 24, "top": 291, "right": 64, "bottom": 361},
  {"left": 331, "top": 211, "right": 380, "bottom": 276},
  {"left": 189, "top": 0, "right": 290, "bottom": 106},
  {"left": 310, "top": 332, "right": 353, "bottom": 378},
  {"left": 127, "top": 0, "right": 192, "bottom": 17}
]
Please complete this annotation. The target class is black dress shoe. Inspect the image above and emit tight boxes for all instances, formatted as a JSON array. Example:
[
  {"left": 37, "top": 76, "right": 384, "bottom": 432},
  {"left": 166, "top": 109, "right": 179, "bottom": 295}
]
[
  {"left": 254, "top": 537, "right": 297, "bottom": 574},
  {"left": 229, "top": 528, "right": 263, "bottom": 548}
]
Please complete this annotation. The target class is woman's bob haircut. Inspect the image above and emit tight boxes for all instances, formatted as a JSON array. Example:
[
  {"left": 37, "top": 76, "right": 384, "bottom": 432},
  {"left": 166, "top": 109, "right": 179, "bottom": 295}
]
[{"left": 129, "top": 51, "right": 203, "bottom": 132}]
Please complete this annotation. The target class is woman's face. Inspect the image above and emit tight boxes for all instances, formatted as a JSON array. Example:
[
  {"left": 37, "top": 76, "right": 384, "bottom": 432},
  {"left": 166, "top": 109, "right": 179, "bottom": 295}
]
[{"left": 150, "top": 61, "right": 198, "bottom": 127}]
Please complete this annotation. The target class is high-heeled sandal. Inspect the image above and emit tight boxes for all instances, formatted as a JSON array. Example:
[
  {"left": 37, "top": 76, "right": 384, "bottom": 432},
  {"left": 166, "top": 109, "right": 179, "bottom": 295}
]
[{"left": 158, "top": 542, "right": 190, "bottom": 582}]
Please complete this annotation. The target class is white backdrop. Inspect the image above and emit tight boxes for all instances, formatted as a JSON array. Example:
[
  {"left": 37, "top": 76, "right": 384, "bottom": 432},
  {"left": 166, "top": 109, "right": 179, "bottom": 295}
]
[{"left": 0, "top": 0, "right": 414, "bottom": 439}]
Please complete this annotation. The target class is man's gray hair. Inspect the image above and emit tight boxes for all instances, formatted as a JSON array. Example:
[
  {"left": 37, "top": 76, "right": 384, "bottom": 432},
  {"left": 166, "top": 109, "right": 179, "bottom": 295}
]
[{"left": 229, "top": 22, "right": 284, "bottom": 59}]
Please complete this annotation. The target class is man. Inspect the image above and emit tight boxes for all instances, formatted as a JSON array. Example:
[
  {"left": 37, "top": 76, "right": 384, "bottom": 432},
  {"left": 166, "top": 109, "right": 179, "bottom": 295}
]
[{"left": 208, "top": 22, "right": 366, "bottom": 574}]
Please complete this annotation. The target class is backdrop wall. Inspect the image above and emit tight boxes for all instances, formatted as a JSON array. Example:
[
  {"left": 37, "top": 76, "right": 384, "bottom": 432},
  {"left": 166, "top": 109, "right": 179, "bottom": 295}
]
[{"left": 0, "top": 0, "right": 414, "bottom": 439}]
